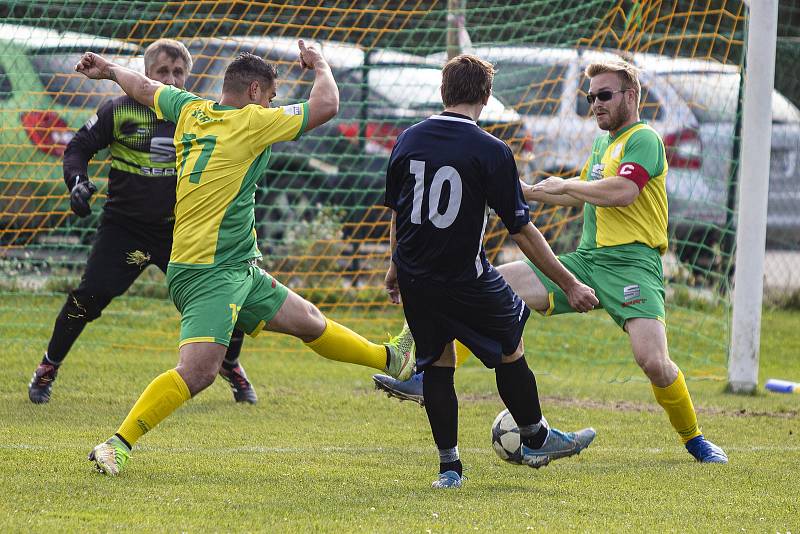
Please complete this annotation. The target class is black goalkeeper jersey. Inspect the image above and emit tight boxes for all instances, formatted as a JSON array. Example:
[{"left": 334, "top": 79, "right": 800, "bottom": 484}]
[{"left": 63, "top": 96, "right": 177, "bottom": 231}]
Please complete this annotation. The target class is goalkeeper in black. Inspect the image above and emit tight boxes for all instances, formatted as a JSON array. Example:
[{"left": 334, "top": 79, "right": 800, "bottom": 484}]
[{"left": 28, "top": 39, "right": 257, "bottom": 404}]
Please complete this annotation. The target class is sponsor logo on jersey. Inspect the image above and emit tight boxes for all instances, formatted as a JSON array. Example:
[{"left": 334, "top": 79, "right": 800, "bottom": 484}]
[
  {"left": 591, "top": 163, "right": 605, "bottom": 180},
  {"left": 282, "top": 104, "right": 303, "bottom": 116},
  {"left": 150, "top": 137, "right": 176, "bottom": 163},
  {"left": 140, "top": 166, "right": 177, "bottom": 176}
]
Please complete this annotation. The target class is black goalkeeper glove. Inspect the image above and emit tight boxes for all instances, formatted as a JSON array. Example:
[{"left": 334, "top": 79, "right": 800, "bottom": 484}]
[{"left": 69, "top": 176, "right": 97, "bottom": 218}]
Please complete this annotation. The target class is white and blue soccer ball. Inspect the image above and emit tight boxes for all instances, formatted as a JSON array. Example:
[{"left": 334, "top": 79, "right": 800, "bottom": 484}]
[{"left": 491, "top": 409, "right": 523, "bottom": 463}]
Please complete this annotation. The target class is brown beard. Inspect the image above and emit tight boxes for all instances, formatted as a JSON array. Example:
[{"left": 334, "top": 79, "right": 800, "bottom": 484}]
[{"left": 604, "top": 105, "right": 627, "bottom": 132}]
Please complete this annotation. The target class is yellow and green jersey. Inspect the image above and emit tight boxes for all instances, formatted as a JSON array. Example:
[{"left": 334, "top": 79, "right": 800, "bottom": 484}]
[
  {"left": 152, "top": 85, "right": 309, "bottom": 267},
  {"left": 577, "top": 121, "right": 669, "bottom": 254}
]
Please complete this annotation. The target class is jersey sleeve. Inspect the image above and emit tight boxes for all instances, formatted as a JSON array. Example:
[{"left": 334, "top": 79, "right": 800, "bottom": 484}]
[
  {"left": 152, "top": 85, "right": 201, "bottom": 124},
  {"left": 248, "top": 102, "right": 309, "bottom": 154},
  {"left": 63, "top": 99, "right": 115, "bottom": 190},
  {"left": 619, "top": 128, "right": 665, "bottom": 190},
  {"left": 383, "top": 132, "right": 407, "bottom": 211},
  {"left": 579, "top": 156, "right": 591, "bottom": 181},
  {"left": 486, "top": 143, "right": 529, "bottom": 235}
]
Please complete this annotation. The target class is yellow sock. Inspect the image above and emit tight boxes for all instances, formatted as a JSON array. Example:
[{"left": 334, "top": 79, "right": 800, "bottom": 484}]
[
  {"left": 651, "top": 370, "right": 702, "bottom": 443},
  {"left": 305, "top": 318, "right": 386, "bottom": 371},
  {"left": 116, "top": 369, "right": 191, "bottom": 447},
  {"left": 454, "top": 340, "right": 471, "bottom": 368}
]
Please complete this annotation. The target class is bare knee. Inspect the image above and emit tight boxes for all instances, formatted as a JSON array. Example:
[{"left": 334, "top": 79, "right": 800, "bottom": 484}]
[
  {"left": 295, "top": 301, "right": 324, "bottom": 339},
  {"left": 499, "top": 337, "right": 525, "bottom": 364},
  {"left": 176, "top": 362, "right": 218, "bottom": 396},
  {"left": 634, "top": 352, "right": 677, "bottom": 387},
  {"left": 176, "top": 343, "right": 226, "bottom": 396}
]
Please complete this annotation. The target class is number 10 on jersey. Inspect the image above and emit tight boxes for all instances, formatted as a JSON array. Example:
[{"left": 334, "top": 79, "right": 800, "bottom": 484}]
[{"left": 410, "top": 159, "right": 463, "bottom": 229}]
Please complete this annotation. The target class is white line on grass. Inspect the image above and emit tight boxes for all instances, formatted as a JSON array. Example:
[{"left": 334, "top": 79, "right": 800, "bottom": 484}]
[{"left": 3, "top": 444, "right": 800, "bottom": 454}]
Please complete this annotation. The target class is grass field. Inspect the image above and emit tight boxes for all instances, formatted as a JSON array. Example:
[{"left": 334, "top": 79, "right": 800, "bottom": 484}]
[{"left": 1, "top": 292, "right": 798, "bottom": 532}]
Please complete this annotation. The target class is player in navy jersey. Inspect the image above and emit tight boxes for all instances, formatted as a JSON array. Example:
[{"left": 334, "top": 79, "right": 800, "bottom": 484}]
[{"left": 384, "top": 54, "right": 600, "bottom": 488}]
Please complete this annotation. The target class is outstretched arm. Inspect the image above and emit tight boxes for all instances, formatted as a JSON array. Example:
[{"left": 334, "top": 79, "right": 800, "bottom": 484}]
[
  {"left": 297, "top": 40, "right": 339, "bottom": 131},
  {"left": 510, "top": 222, "right": 598, "bottom": 312},
  {"left": 75, "top": 52, "right": 162, "bottom": 109},
  {"left": 532, "top": 175, "right": 639, "bottom": 207},
  {"left": 521, "top": 177, "right": 585, "bottom": 207}
]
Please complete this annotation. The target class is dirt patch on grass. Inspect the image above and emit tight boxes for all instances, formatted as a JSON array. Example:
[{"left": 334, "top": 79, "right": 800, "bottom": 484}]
[{"left": 458, "top": 392, "right": 799, "bottom": 419}]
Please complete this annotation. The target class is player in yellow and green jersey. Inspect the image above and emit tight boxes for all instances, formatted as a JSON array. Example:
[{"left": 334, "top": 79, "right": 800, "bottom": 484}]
[
  {"left": 74, "top": 41, "right": 415, "bottom": 476},
  {"left": 374, "top": 59, "right": 728, "bottom": 464}
]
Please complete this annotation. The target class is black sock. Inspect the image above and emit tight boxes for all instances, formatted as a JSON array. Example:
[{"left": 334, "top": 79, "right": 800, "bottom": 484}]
[
  {"left": 423, "top": 366, "right": 459, "bottom": 472},
  {"left": 440, "top": 459, "right": 463, "bottom": 477},
  {"left": 495, "top": 356, "right": 548, "bottom": 449},
  {"left": 221, "top": 330, "right": 245, "bottom": 371}
]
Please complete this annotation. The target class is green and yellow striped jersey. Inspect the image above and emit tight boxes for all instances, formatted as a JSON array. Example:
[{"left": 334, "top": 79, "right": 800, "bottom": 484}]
[
  {"left": 577, "top": 121, "right": 669, "bottom": 254},
  {"left": 152, "top": 85, "right": 308, "bottom": 267}
]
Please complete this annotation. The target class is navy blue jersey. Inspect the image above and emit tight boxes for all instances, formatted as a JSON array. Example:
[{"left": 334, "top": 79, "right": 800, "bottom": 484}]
[{"left": 384, "top": 113, "right": 529, "bottom": 282}]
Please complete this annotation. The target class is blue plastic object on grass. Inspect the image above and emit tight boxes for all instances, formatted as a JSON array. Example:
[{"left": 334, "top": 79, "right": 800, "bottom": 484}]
[{"left": 765, "top": 379, "right": 800, "bottom": 393}]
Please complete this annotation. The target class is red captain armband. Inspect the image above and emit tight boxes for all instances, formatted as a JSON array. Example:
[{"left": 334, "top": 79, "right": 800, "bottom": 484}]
[{"left": 617, "top": 162, "right": 650, "bottom": 191}]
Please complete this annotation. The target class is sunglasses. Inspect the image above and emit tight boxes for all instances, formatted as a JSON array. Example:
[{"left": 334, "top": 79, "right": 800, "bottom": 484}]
[{"left": 586, "top": 89, "right": 628, "bottom": 104}]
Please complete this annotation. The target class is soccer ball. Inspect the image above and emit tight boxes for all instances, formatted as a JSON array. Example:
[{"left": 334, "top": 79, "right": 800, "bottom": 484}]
[{"left": 491, "top": 409, "right": 523, "bottom": 463}]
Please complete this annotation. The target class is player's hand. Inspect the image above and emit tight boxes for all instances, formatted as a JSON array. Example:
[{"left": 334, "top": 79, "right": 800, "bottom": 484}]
[
  {"left": 565, "top": 280, "right": 598, "bottom": 313},
  {"left": 298, "top": 39, "right": 325, "bottom": 70},
  {"left": 70, "top": 180, "right": 98, "bottom": 217},
  {"left": 385, "top": 263, "right": 401, "bottom": 304},
  {"left": 75, "top": 52, "right": 114, "bottom": 80},
  {"left": 532, "top": 176, "right": 568, "bottom": 195}
]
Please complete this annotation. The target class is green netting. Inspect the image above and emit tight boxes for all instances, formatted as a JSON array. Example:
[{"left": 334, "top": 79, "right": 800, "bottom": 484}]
[{"left": 1, "top": 0, "right": 798, "bottom": 382}]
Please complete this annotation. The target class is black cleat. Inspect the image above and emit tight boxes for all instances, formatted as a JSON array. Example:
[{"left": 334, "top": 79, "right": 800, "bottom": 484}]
[
  {"left": 29, "top": 362, "right": 58, "bottom": 404},
  {"left": 219, "top": 363, "right": 258, "bottom": 404}
]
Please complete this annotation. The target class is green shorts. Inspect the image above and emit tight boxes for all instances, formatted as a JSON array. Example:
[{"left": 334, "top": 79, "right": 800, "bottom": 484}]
[
  {"left": 166, "top": 261, "right": 289, "bottom": 347},
  {"left": 524, "top": 243, "right": 665, "bottom": 329}
]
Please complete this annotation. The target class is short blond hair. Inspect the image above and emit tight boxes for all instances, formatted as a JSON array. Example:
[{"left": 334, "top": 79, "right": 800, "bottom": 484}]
[
  {"left": 144, "top": 38, "right": 193, "bottom": 73},
  {"left": 585, "top": 59, "right": 641, "bottom": 102}
]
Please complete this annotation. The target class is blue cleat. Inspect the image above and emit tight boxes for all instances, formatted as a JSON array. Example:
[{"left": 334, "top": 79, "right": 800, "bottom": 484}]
[
  {"left": 431, "top": 470, "right": 464, "bottom": 489},
  {"left": 685, "top": 435, "right": 728, "bottom": 464},
  {"left": 519, "top": 419, "right": 596, "bottom": 468},
  {"left": 373, "top": 371, "right": 424, "bottom": 405}
]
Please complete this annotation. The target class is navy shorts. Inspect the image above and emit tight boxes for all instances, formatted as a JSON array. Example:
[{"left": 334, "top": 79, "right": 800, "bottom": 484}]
[{"left": 397, "top": 266, "right": 530, "bottom": 370}]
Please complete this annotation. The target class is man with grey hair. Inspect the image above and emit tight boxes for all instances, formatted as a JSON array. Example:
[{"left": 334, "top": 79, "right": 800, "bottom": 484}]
[
  {"left": 28, "top": 39, "right": 257, "bottom": 405},
  {"left": 375, "top": 58, "right": 728, "bottom": 464}
]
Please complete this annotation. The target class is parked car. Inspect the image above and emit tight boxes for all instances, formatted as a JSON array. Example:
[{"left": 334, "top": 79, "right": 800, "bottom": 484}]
[
  {"left": 429, "top": 46, "right": 800, "bottom": 263},
  {"left": 185, "top": 37, "right": 533, "bottom": 248},
  {"left": 0, "top": 24, "right": 142, "bottom": 245}
]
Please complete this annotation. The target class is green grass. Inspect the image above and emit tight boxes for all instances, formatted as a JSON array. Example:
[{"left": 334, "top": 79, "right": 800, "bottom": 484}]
[{"left": 1, "top": 293, "right": 799, "bottom": 532}]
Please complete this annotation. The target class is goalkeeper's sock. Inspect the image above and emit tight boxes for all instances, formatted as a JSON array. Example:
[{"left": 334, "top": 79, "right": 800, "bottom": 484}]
[
  {"left": 454, "top": 340, "right": 471, "bottom": 368},
  {"left": 652, "top": 370, "right": 702, "bottom": 444},
  {"left": 116, "top": 369, "right": 191, "bottom": 447},
  {"left": 423, "top": 366, "right": 458, "bottom": 461},
  {"left": 222, "top": 329, "right": 245, "bottom": 370},
  {"left": 305, "top": 318, "right": 386, "bottom": 371},
  {"left": 495, "top": 356, "right": 548, "bottom": 449}
]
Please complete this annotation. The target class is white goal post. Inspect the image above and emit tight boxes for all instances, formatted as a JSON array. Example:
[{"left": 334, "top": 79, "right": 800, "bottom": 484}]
[{"left": 728, "top": 0, "right": 780, "bottom": 393}]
